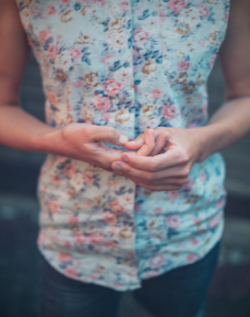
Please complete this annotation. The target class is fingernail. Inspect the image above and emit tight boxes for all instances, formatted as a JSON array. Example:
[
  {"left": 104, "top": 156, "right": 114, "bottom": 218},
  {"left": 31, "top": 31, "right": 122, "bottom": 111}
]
[
  {"left": 122, "top": 155, "right": 128, "bottom": 162},
  {"left": 113, "top": 164, "right": 121, "bottom": 171},
  {"left": 119, "top": 134, "right": 128, "bottom": 144}
]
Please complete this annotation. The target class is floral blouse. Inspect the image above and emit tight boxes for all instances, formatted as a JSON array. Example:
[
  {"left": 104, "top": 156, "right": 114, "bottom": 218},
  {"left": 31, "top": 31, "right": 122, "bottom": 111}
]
[{"left": 16, "top": 0, "right": 230, "bottom": 291}]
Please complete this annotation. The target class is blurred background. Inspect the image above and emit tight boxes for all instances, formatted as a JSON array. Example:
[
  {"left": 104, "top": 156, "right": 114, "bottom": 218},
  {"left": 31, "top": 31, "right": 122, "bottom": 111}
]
[{"left": 0, "top": 52, "right": 250, "bottom": 317}]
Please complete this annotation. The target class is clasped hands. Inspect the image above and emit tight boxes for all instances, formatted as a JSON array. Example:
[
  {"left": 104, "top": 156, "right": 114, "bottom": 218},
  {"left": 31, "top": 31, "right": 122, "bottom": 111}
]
[
  {"left": 111, "top": 127, "right": 202, "bottom": 192},
  {"left": 57, "top": 123, "right": 202, "bottom": 192}
]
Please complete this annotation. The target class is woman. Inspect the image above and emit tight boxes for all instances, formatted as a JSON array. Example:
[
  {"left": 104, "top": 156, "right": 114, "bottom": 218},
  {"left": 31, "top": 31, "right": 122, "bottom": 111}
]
[{"left": 0, "top": 0, "right": 250, "bottom": 316}]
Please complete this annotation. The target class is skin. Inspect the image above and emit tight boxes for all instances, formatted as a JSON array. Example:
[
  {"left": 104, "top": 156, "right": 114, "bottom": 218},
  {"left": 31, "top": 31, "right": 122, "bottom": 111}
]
[{"left": 1, "top": 0, "right": 250, "bottom": 191}]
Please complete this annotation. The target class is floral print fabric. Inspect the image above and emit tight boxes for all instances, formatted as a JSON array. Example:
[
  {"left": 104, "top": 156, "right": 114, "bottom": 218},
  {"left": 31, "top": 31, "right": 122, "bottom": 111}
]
[{"left": 16, "top": 0, "right": 230, "bottom": 290}]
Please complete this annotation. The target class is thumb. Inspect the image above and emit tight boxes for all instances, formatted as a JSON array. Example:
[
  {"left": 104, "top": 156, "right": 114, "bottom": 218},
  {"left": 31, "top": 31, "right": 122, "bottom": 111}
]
[{"left": 89, "top": 125, "right": 129, "bottom": 145}]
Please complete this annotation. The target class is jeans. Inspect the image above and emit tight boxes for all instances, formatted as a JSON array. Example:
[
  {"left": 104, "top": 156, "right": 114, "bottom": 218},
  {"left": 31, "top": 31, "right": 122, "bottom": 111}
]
[{"left": 39, "top": 241, "right": 220, "bottom": 317}]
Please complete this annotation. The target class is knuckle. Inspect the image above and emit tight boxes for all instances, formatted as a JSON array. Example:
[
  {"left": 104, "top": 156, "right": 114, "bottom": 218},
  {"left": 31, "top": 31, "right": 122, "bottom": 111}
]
[{"left": 177, "top": 150, "right": 189, "bottom": 164}]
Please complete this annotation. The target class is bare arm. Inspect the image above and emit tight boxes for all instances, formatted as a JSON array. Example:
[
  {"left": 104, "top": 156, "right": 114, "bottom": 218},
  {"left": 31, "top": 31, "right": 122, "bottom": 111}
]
[
  {"left": 0, "top": 0, "right": 56, "bottom": 151},
  {"left": 0, "top": 0, "right": 128, "bottom": 171},
  {"left": 196, "top": 0, "right": 250, "bottom": 161}
]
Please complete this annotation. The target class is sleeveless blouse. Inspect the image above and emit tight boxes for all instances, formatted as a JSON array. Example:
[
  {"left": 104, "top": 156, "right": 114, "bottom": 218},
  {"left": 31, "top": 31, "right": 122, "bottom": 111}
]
[{"left": 16, "top": 0, "right": 230, "bottom": 291}]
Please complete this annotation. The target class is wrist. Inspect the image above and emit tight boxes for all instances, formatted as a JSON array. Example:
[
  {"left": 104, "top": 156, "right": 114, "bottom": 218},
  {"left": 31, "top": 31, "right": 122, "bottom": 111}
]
[
  {"left": 31, "top": 126, "right": 59, "bottom": 153},
  {"left": 188, "top": 125, "right": 220, "bottom": 163}
]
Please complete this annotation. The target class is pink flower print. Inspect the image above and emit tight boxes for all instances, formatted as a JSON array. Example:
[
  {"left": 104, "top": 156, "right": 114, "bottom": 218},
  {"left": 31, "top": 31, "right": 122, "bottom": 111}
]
[
  {"left": 209, "top": 211, "right": 222, "bottom": 228},
  {"left": 57, "top": 0, "right": 71, "bottom": 6},
  {"left": 50, "top": 174, "right": 62, "bottom": 186},
  {"left": 209, "top": 53, "right": 217, "bottom": 68},
  {"left": 186, "top": 253, "right": 199, "bottom": 263},
  {"left": 38, "top": 231, "right": 46, "bottom": 244},
  {"left": 69, "top": 46, "right": 83, "bottom": 60},
  {"left": 47, "top": 90, "right": 58, "bottom": 105},
  {"left": 216, "top": 198, "right": 225, "bottom": 209},
  {"left": 166, "top": 214, "right": 181, "bottom": 229},
  {"left": 82, "top": 171, "right": 94, "bottom": 184},
  {"left": 198, "top": 39, "right": 206, "bottom": 47},
  {"left": 58, "top": 252, "right": 72, "bottom": 263},
  {"left": 74, "top": 232, "right": 88, "bottom": 245},
  {"left": 154, "top": 207, "right": 162, "bottom": 215},
  {"left": 104, "top": 240, "right": 117, "bottom": 249},
  {"left": 62, "top": 163, "right": 76, "bottom": 178},
  {"left": 108, "top": 180, "right": 118, "bottom": 187},
  {"left": 109, "top": 201, "right": 125, "bottom": 215},
  {"left": 63, "top": 240, "right": 72, "bottom": 249},
  {"left": 84, "top": 200, "right": 92, "bottom": 207},
  {"left": 133, "top": 47, "right": 138, "bottom": 61},
  {"left": 190, "top": 238, "right": 199, "bottom": 245},
  {"left": 102, "top": 78, "right": 122, "bottom": 96},
  {"left": 144, "top": 270, "right": 160, "bottom": 279},
  {"left": 152, "top": 89, "right": 161, "bottom": 99},
  {"left": 167, "top": 0, "right": 187, "bottom": 14},
  {"left": 100, "top": 54, "right": 112, "bottom": 63},
  {"left": 93, "top": 0, "right": 106, "bottom": 6},
  {"left": 194, "top": 217, "right": 202, "bottom": 225},
  {"left": 167, "top": 190, "right": 179, "bottom": 200},
  {"left": 103, "top": 212, "right": 118, "bottom": 224},
  {"left": 182, "top": 177, "right": 194, "bottom": 191},
  {"left": 133, "top": 27, "right": 149, "bottom": 46},
  {"left": 177, "top": 60, "right": 191, "bottom": 71},
  {"left": 48, "top": 199, "right": 59, "bottom": 214},
  {"left": 93, "top": 95, "right": 111, "bottom": 110},
  {"left": 161, "top": 104, "right": 177, "bottom": 120},
  {"left": 104, "top": 54, "right": 112, "bottom": 61},
  {"left": 64, "top": 266, "right": 78, "bottom": 279},
  {"left": 149, "top": 254, "right": 165, "bottom": 269},
  {"left": 68, "top": 215, "right": 79, "bottom": 226},
  {"left": 199, "top": 4, "right": 209, "bottom": 18},
  {"left": 89, "top": 233, "right": 105, "bottom": 246},
  {"left": 120, "top": 1, "right": 129, "bottom": 11},
  {"left": 135, "top": 203, "right": 141, "bottom": 213},
  {"left": 72, "top": 81, "right": 83, "bottom": 88},
  {"left": 101, "top": 111, "right": 111, "bottom": 122},
  {"left": 46, "top": 5, "right": 57, "bottom": 15},
  {"left": 39, "top": 29, "right": 52, "bottom": 44},
  {"left": 48, "top": 43, "right": 59, "bottom": 62},
  {"left": 159, "top": 9, "right": 166, "bottom": 22},
  {"left": 199, "top": 171, "right": 207, "bottom": 182},
  {"left": 30, "top": 5, "right": 40, "bottom": 16}
]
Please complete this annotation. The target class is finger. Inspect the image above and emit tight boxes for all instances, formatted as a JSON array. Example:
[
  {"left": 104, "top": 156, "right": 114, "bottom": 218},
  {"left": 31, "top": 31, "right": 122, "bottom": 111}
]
[
  {"left": 150, "top": 131, "right": 169, "bottom": 156},
  {"left": 124, "top": 134, "right": 145, "bottom": 150},
  {"left": 129, "top": 176, "right": 187, "bottom": 187},
  {"left": 118, "top": 173, "right": 187, "bottom": 187},
  {"left": 136, "top": 129, "right": 155, "bottom": 156},
  {"left": 120, "top": 148, "right": 185, "bottom": 171},
  {"left": 111, "top": 161, "right": 189, "bottom": 180},
  {"left": 135, "top": 182, "right": 181, "bottom": 192},
  {"left": 88, "top": 125, "right": 129, "bottom": 146}
]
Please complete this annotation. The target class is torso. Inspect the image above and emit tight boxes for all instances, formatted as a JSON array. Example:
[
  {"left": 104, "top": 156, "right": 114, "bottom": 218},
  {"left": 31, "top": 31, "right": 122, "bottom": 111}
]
[{"left": 16, "top": 0, "right": 230, "bottom": 290}]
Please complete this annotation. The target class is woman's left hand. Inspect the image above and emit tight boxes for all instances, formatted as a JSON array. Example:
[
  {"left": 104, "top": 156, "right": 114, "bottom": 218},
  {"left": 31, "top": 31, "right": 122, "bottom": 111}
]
[{"left": 111, "top": 127, "right": 203, "bottom": 191}]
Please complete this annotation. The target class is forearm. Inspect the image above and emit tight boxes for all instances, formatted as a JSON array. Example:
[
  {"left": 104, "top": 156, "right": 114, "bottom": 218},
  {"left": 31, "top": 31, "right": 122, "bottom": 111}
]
[
  {"left": 0, "top": 104, "right": 56, "bottom": 151},
  {"left": 194, "top": 96, "right": 250, "bottom": 162}
]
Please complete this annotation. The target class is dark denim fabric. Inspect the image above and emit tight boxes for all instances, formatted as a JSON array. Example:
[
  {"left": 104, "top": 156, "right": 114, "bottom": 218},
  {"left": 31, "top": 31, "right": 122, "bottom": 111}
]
[{"left": 39, "top": 241, "right": 220, "bottom": 317}]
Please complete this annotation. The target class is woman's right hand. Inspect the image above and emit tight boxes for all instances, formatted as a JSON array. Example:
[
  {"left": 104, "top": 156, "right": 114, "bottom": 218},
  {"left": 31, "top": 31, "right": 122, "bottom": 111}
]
[{"left": 36, "top": 123, "right": 129, "bottom": 172}]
